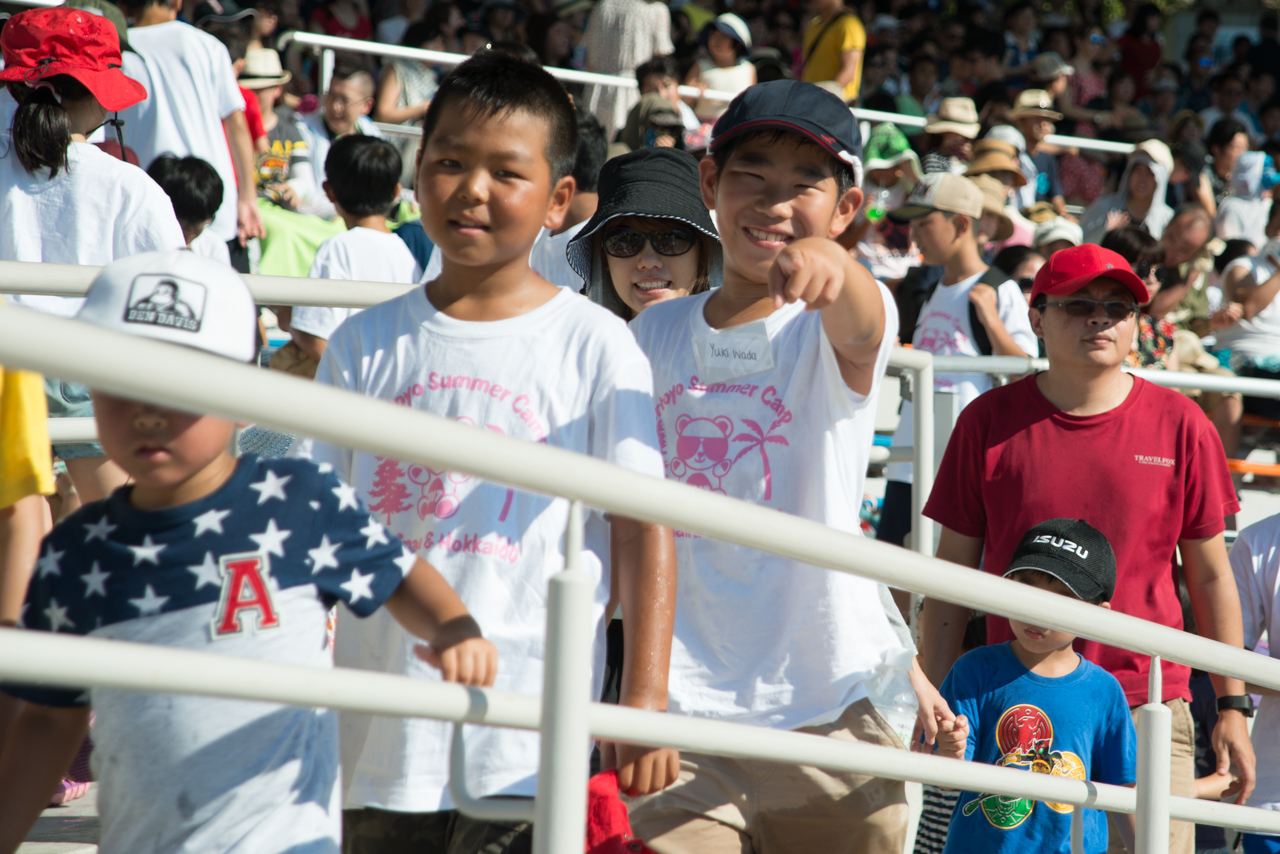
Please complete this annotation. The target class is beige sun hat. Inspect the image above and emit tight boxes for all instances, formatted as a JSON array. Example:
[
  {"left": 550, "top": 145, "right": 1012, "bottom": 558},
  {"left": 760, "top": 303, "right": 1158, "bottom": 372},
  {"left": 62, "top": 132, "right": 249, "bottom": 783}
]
[
  {"left": 924, "top": 97, "right": 980, "bottom": 138},
  {"left": 970, "top": 173, "right": 1015, "bottom": 241},
  {"left": 239, "top": 48, "right": 292, "bottom": 89},
  {"left": 1009, "top": 88, "right": 1063, "bottom": 121},
  {"left": 965, "top": 139, "right": 1029, "bottom": 187}
]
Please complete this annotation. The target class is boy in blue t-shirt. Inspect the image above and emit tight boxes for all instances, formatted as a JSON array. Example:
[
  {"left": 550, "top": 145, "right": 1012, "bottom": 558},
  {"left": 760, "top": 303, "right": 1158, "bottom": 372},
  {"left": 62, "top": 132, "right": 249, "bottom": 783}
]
[
  {"left": 936, "top": 518, "right": 1137, "bottom": 854},
  {"left": 0, "top": 251, "right": 497, "bottom": 854}
]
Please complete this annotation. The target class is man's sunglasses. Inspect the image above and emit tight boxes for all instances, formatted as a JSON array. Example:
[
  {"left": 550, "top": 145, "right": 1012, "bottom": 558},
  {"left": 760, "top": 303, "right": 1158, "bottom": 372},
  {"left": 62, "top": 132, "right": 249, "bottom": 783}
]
[
  {"left": 1089, "top": 33, "right": 1107, "bottom": 44},
  {"left": 1042, "top": 298, "right": 1140, "bottom": 319},
  {"left": 602, "top": 226, "right": 698, "bottom": 258}
]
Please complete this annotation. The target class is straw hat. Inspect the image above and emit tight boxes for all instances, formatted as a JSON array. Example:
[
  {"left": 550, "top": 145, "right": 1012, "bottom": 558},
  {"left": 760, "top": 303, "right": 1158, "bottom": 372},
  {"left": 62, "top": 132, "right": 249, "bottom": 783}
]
[
  {"left": 924, "top": 97, "right": 980, "bottom": 138},
  {"left": 1009, "top": 89, "right": 1063, "bottom": 121},
  {"left": 239, "top": 48, "right": 292, "bottom": 89},
  {"left": 965, "top": 139, "right": 1028, "bottom": 186},
  {"left": 970, "top": 173, "right": 1014, "bottom": 241}
]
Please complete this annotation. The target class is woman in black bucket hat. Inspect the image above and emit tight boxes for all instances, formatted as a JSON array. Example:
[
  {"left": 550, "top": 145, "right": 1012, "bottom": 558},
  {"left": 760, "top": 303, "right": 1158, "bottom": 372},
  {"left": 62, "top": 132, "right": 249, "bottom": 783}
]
[{"left": 568, "top": 147, "right": 722, "bottom": 320}]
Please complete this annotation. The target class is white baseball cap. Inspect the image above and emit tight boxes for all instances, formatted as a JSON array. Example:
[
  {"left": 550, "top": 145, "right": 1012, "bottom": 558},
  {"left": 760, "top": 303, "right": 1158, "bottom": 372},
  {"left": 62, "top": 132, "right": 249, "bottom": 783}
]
[
  {"left": 1033, "top": 217, "right": 1084, "bottom": 249},
  {"left": 76, "top": 251, "right": 257, "bottom": 362}
]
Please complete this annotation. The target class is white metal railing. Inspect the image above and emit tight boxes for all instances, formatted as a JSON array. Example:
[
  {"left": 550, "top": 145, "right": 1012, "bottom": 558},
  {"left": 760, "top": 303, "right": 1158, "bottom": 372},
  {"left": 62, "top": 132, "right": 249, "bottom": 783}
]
[
  {"left": 4, "top": 291, "right": 1280, "bottom": 852},
  {"left": 285, "top": 31, "right": 1136, "bottom": 156}
]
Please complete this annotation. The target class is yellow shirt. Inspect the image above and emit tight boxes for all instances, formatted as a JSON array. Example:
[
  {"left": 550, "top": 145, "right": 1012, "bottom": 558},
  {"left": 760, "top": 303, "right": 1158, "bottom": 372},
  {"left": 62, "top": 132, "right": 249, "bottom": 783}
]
[
  {"left": 0, "top": 367, "right": 54, "bottom": 510},
  {"left": 801, "top": 11, "right": 866, "bottom": 102}
]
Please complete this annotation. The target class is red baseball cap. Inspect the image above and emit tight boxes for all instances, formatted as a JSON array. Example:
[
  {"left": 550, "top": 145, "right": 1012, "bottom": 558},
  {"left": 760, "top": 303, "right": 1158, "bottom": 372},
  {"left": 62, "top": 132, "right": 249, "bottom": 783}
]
[
  {"left": 0, "top": 7, "right": 147, "bottom": 112},
  {"left": 1029, "top": 244, "right": 1150, "bottom": 304}
]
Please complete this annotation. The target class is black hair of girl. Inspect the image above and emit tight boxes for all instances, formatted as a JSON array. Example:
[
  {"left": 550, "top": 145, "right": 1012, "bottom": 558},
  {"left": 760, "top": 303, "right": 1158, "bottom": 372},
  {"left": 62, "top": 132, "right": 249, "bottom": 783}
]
[
  {"left": 595, "top": 228, "right": 715, "bottom": 321},
  {"left": 8, "top": 76, "right": 93, "bottom": 178}
]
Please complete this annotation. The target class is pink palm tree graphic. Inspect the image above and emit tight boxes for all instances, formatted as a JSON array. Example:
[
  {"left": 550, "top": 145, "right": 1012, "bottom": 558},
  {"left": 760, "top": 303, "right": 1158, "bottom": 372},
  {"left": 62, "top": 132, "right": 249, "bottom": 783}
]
[{"left": 731, "top": 418, "right": 789, "bottom": 500}]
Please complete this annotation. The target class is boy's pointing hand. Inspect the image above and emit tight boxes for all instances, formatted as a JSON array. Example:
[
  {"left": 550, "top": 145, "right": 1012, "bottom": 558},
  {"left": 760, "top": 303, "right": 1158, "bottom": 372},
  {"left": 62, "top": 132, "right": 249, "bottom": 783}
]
[{"left": 767, "top": 236, "right": 852, "bottom": 312}]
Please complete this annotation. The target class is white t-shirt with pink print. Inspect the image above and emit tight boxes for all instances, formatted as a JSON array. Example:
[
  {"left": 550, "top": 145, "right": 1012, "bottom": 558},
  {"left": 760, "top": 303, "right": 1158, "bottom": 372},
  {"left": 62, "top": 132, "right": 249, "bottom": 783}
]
[
  {"left": 291, "top": 285, "right": 664, "bottom": 812},
  {"left": 630, "top": 285, "right": 910, "bottom": 732}
]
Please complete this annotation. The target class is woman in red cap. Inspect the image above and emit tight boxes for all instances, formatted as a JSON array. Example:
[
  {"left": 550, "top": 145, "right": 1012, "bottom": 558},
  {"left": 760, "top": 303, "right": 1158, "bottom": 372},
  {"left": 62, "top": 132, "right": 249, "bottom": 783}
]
[{"left": 0, "top": 7, "right": 186, "bottom": 775}]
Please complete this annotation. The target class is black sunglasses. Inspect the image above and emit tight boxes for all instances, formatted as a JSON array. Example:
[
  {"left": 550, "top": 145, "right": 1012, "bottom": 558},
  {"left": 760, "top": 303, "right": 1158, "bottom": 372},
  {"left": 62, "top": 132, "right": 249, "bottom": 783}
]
[
  {"left": 1017, "top": 277, "right": 1035, "bottom": 292},
  {"left": 1042, "top": 298, "right": 1140, "bottom": 319},
  {"left": 602, "top": 226, "right": 698, "bottom": 258}
]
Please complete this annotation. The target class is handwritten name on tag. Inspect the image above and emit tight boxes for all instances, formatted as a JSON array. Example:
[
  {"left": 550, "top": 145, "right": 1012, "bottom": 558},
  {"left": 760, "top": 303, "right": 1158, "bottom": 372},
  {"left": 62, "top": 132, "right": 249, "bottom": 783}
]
[{"left": 692, "top": 320, "right": 774, "bottom": 382}]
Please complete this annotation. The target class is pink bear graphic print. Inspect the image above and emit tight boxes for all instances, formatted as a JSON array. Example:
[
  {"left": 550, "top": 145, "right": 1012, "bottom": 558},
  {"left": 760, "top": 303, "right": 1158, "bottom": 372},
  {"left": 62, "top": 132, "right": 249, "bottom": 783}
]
[
  {"left": 670, "top": 415, "right": 735, "bottom": 494},
  {"left": 405, "top": 417, "right": 515, "bottom": 521}
]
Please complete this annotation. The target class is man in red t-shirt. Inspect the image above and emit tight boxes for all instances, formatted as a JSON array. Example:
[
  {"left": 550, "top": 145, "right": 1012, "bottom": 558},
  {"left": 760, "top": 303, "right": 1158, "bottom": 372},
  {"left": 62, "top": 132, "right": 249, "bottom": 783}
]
[{"left": 919, "top": 244, "right": 1255, "bottom": 854}]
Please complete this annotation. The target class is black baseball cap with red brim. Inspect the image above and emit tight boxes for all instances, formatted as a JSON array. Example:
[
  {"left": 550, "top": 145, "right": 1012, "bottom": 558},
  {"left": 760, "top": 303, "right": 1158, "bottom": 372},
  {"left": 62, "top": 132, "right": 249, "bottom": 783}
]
[
  {"left": 709, "top": 80, "right": 863, "bottom": 183},
  {"left": 1029, "top": 244, "right": 1150, "bottom": 304}
]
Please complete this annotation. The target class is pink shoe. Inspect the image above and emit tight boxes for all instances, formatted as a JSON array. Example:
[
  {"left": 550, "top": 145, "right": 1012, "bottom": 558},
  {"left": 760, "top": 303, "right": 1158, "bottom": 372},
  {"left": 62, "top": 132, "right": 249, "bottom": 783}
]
[{"left": 48, "top": 779, "right": 90, "bottom": 806}]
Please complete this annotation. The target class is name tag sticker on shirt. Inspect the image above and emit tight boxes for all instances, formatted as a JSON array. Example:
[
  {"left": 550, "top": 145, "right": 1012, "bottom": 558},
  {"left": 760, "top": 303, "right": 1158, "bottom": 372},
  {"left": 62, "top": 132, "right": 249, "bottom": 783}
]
[{"left": 692, "top": 321, "right": 775, "bottom": 383}]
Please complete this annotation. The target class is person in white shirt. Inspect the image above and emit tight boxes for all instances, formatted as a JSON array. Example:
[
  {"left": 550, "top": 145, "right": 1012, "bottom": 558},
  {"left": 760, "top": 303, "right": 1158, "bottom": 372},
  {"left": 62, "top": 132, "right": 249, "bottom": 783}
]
[
  {"left": 0, "top": 6, "right": 186, "bottom": 510},
  {"left": 286, "top": 136, "right": 421, "bottom": 373},
  {"left": 292, "top": 54, "right": 678, "bottom": 850},
  {"left": 1229, "top": 511, "right": 1280, "bottom": 852},
  {"left": 624, "top": 81, "right": 934, "bottom": 854},
  {"left": 145, "top": 154, "right": 233, "bottom": 266},
  {"left": 876, "top": 172, "right": 1037, "bottom": 585},
  {"left": 296, "top": 64, "right": 383, "bottom": 219},
  {"left": 117, "top": 0, "right": 264, "bottom": 265}
]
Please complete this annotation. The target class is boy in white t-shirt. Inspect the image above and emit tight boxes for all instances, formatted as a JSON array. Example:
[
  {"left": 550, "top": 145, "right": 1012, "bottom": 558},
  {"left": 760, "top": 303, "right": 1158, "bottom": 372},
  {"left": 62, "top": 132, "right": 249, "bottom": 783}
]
[
  {"left": 118, "top": 0, "right": 264, "bottom": 260},
  {"left": 145, "top": 153, "right": 232, "bottom": 266},
  {"left": 287, "top": 136, "right": 421, "bottom": 369},
  {"left": 1229, "top": 513, "right": 1280, "bottom": 853},
  {"left": 625, "top": 80, "right": 946, "bottom": 854},
  {"left": 291, "top": 52, "right": 678, "bottom": 853},
  {"left": 875, "top": 173, "right": 1037, "bottom": 551}
]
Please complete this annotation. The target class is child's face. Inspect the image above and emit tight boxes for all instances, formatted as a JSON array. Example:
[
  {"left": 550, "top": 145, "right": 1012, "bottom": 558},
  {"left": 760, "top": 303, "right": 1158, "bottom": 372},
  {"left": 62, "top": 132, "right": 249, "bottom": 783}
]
[
  {"left": 602, "top": 216, "right": 702, "bottom": 315},
  {"left": 700, "top": 133, "right": 860, "bottom": 285},
  {"left": 1007, "top": 571, "right": 1085, "bottom": 654},
  {"left": 91, "top": 393, "right": 236, "bottom": 498},
  {"left": 418, "top": 101, "right": 573, "bottom": 271}
]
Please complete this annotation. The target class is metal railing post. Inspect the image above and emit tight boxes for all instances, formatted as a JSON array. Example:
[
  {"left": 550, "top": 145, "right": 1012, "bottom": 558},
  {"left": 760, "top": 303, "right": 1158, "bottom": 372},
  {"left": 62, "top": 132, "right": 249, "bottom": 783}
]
[
  {"left": 320, "top": 48, "right": 335, "bottom": 95},
  {"left": 1135, "top": 655, "right": 1171, "bottom": 854},
  {"left": 533, "top": 500, "right": 592, "bottom": 854},
  {"left": 912, "top": 358, "right": 934, "bottom": 556}
]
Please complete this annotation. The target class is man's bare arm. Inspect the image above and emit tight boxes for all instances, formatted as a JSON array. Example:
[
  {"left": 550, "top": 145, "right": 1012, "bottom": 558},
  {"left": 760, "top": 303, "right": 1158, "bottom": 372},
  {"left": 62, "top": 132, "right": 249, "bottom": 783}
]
[{"left": 920, "top": 526, "right": 983, "bottom": 686}]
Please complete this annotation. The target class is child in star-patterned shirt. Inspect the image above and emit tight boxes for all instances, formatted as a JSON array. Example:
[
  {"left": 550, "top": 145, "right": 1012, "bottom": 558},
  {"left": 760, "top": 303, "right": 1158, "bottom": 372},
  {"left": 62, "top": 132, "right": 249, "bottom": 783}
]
[{"left": 0, "top": 251, "right": 497, "bottom": 854}]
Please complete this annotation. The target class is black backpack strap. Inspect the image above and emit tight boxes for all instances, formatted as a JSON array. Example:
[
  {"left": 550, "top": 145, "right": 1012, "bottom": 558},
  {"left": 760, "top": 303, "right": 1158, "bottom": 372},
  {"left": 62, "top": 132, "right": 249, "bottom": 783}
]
[
  {"left": 896, "top": 264, "right": 944, "bottom": 345},
  {"left": 966, "top": 266, "right": 1013, "bottom": 357}
]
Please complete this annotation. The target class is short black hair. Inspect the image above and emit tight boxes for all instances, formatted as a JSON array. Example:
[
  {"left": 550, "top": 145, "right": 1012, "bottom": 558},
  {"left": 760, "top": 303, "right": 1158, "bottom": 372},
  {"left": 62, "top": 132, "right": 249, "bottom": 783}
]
[
  {"left": 636, "top": 55, "right": 680, "bottom": 87},
  {"left": 324, "top": 135, "right": 402, "bottom": 218},
  {"left": 711, "top": 129, "right": 855, "bottom": 196},
  {"left": 146, "top": 154, "right": 224, "bottom": 228},
  {"left": 1206, "top": 117, "right": 1248, "bottom": 153},
  {"left": 572, "top": 111, "right": 607, "bottom": 193},
  {"left": 1197, "top": 8, "right": 1219, "bottom": 24},
  {"left": 206, "top": 23, "right": 249, "bottom": 62},
  {"left": 862, "top": 90, "right": 898, "bottom": 114},
  {"left": 401, "top": 21, "right": 443, "bottom": 48},
  {"left": 422, "top": 51, "right": 578, "bottom": 183},
  {"left": 330, "top": 62, "right": 375, "bottom": 95},
  {"left": 488, "top": 40, "right": 542, "bottom": 65},
  {"left": 118, "top": 0, "right": 177, "bottom": 15},
  {"left": 1100, "top": 224, "right": 1163, "bottom": 267}
]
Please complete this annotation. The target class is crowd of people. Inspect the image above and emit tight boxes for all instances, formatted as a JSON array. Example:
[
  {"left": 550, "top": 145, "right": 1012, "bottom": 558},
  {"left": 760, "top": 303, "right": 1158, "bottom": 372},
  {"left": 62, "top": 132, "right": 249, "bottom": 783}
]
[{"left": 4, "top": 1, "right": 1280, "bottom": 854}]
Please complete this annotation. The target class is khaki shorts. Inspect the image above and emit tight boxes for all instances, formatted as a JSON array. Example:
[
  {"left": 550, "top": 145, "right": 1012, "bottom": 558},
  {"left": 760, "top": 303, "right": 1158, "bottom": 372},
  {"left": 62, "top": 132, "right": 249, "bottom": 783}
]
[
  {"left": 1107, "top": 697, "right": 1195, "bottom": 854},
  {"left": 625, "top": 697, "right": 909, "bottom": 854}
]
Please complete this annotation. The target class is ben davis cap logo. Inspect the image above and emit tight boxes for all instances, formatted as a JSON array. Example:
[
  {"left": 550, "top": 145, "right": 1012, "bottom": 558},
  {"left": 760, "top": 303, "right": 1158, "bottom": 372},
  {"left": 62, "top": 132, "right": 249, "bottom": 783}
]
[{"left": 124, "top": 274, "right": 207, "bottom": 333}]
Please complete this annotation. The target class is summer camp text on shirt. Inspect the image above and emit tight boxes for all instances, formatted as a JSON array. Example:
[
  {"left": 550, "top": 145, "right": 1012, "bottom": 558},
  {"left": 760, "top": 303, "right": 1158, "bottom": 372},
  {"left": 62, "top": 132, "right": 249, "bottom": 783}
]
[
  {"left": 629, "top": 285, "right": 912, "bottom": 731},
  {"left": 290, "top": 285, "right": 664, "bottom": 810}
]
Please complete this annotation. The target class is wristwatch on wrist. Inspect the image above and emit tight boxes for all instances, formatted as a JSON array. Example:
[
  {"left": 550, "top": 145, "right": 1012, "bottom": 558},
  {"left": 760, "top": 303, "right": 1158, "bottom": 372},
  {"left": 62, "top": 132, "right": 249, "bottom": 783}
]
[{"left": 1217, "top": 694, "right": 1255, "bottom": 717}]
